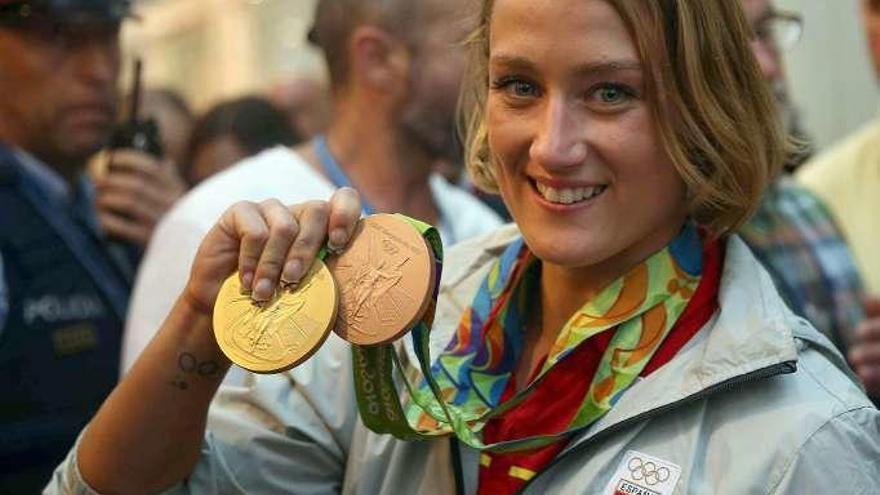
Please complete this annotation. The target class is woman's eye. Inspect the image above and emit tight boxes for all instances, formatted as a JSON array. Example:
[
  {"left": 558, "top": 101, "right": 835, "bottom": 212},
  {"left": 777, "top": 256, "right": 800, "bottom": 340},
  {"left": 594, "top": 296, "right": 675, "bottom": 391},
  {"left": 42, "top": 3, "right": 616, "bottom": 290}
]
[
  {"left": 492, "top": 77, "right": 539, "bottom": 99},
  {"left": 510, "top": 81, "right": 537, "bottom": 97},
  {"left": 589, "top": 83, "right": 634, "bottom": 107}
]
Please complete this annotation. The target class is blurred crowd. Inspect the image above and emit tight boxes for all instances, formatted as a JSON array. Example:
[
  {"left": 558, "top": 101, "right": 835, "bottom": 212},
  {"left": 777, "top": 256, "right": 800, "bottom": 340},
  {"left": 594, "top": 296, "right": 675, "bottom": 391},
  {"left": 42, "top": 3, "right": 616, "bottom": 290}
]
[{"left": 1, "top": 0, "right": 880, "bottom": 492}]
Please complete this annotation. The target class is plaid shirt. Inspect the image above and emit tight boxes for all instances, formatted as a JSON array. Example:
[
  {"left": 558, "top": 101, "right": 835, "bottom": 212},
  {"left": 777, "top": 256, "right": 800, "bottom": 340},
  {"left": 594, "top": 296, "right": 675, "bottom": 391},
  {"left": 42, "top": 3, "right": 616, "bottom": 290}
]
[{"left": 740, "top": 178, "right": 865, "bottom": 353}]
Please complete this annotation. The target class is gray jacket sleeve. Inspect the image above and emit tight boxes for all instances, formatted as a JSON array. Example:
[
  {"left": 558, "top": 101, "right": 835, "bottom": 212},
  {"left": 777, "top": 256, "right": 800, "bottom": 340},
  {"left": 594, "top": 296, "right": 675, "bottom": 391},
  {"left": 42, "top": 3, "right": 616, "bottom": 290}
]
[
  {"left": 769, "top": 407, "right": 880, "bottom": 495},
  {"left": 45, "top": 335, "right": 358, "bottom": 495}
]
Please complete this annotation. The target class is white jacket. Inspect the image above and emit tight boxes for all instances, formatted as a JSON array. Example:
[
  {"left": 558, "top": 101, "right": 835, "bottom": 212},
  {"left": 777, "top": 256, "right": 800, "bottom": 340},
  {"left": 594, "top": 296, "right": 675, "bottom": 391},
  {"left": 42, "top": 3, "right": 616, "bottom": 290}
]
[{"left": 50, "top": 227, "right": 880, "bottom": 494}]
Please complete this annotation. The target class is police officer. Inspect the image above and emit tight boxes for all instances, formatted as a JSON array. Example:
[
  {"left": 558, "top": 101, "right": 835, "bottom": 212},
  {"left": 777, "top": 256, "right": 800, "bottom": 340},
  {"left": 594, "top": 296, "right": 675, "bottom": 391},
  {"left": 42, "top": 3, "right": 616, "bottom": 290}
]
[{"left": 0, "top": 1, "right": 153, "bottom": 491}]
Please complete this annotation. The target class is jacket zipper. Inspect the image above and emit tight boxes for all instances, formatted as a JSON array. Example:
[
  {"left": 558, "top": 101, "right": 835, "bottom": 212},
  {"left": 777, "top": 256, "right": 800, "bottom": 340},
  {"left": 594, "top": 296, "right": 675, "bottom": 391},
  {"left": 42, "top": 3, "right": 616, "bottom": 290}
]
[{"left": 517, "top": 361, "right": 797, "bottom": 494}]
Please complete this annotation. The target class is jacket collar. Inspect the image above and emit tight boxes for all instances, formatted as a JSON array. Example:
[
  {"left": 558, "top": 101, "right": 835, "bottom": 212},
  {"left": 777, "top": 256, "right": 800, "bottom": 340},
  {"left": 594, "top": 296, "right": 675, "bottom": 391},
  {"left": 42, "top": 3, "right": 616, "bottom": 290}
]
[
  {"left": 438, "top": 230, "right": 819, "bottom": 448},
  {"left": 566, "top": 236, "right": 804, "bottom": 449}
]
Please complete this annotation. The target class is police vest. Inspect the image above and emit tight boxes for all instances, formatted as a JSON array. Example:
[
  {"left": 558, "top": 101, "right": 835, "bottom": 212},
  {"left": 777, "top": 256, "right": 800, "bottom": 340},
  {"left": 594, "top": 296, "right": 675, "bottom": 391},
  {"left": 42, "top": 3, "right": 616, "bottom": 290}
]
[{"left": 0, "top": 149, "right": 130, "bottom": 493}]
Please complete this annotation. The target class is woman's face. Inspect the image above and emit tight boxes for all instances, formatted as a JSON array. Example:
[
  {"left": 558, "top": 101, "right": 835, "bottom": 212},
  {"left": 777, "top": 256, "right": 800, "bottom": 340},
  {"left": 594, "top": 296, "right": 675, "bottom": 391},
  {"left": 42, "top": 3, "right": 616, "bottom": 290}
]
[{"left": 487, "top": 0, "right": 689, "bottom": 274}]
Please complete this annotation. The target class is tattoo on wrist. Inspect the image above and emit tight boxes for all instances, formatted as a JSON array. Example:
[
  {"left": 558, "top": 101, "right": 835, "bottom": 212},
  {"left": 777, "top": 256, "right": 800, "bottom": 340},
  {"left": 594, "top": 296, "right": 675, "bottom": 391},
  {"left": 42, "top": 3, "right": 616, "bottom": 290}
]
[{"left": 170, "top": 351, "right": 222, "bottom": 390}]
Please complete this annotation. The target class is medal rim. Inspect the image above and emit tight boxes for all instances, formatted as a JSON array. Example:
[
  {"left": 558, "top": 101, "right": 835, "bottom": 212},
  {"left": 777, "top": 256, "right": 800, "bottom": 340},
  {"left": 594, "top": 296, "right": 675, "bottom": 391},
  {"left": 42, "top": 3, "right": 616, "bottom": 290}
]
[
  {"left": 212, "top": 260, "right": 339, "bottom": 374},
  {"left": 328, "top": 214, "right": 437, "bottom": 346}
]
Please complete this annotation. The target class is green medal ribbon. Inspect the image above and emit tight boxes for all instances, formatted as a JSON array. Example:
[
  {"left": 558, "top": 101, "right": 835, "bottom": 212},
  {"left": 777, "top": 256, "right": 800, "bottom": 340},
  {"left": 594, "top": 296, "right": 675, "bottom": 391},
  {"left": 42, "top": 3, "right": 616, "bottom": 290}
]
[{"left": 349, "top": 214, "right": 446, "bottom": 440}]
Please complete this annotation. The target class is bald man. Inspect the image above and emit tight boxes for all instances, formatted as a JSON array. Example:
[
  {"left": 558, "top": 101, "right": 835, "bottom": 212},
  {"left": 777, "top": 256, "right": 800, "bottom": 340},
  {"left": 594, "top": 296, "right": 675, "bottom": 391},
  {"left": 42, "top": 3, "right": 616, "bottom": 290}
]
[{"left": 120, "top": 0, "right": 501, "bottom": 380}]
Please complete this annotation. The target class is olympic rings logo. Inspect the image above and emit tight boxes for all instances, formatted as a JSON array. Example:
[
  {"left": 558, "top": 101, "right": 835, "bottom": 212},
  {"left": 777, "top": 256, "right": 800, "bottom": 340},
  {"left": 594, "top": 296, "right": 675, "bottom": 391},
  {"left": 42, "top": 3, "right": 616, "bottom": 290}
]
[{"left": 627, "top": 456, "right": 670, "bottom": 486}]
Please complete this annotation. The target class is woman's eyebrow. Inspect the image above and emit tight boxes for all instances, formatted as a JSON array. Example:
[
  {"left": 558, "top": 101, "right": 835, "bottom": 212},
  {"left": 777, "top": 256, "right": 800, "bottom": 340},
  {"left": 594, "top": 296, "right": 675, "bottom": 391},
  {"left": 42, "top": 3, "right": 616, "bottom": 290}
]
[
  {"left": 489, "top": 54, "right": 536, "bottom": 71},
  {"left": 489, "top": 54, "right": 642, "bottom": 75},
  {"left": 574, "top": 60, "right": 643, "bottom": 76}
]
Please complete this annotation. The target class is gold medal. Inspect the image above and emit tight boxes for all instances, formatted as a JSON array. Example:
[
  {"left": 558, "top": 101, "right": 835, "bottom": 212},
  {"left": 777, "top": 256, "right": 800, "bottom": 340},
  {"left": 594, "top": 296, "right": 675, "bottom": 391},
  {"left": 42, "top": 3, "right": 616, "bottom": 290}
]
[
  {"left": 328, "top": 214, "right": 436, "bottom": 346},
  {"left": 213, "top": 260, "right": 338, "bottom": 374}
]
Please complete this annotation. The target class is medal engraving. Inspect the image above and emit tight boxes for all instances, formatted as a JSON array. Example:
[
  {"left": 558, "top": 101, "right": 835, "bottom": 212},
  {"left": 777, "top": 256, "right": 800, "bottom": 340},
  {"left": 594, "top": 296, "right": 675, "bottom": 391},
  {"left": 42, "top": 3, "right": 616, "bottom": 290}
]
[
  {"left": 213, "top": 261, "right": 338, "bottom": 373},
  {"left": 329, "top": 215, "right": 435, "bottom": 346}
]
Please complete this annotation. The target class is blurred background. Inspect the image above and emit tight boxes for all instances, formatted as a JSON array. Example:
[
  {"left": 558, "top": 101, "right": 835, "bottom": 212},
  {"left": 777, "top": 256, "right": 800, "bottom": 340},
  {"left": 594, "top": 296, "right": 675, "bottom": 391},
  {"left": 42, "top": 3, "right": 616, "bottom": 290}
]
[
  {"left": 125, "top": 0, "right": 325, "bottom": 110},
  {"left": 126, "top": 0, "right": 877, "bottom": 153},
  {"left": 779, "top": 0, "right": 877, "bottom": 149}
]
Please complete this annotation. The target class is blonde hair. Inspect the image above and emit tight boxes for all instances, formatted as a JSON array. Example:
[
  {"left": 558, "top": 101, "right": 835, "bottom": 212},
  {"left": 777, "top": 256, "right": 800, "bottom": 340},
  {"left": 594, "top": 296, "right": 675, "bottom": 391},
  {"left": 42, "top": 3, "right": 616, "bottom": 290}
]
[{"left": 461, "top": 0, "right": 789, "bottom": 235}]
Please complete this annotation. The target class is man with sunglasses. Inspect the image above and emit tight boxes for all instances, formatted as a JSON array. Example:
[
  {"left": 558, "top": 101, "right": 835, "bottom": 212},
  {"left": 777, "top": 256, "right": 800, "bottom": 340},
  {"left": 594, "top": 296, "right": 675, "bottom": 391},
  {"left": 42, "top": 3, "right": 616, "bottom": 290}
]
[
  {"left": 0, "top": 1, "right": 148, "bottom": 491},
  {"left": 738, "top": 0, "right": 869, "bottom": 369}
]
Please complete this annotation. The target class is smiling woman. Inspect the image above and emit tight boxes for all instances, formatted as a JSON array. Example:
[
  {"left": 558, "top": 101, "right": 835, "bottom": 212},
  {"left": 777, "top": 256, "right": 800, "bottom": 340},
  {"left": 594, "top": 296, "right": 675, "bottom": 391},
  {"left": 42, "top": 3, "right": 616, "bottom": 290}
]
[
  {"left": 463, "top": 0, "right": 789, "bottom": 375},
  {"left": 48, "top": 1, "right": 880, "bottom": 495},
  {"left": 466, "top": 0, "right": 784, "bottom": 234}
]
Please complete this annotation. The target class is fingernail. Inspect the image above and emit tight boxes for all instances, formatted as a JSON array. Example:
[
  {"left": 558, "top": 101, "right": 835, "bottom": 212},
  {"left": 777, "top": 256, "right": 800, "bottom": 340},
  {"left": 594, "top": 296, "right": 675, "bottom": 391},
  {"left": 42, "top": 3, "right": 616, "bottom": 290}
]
[
  {"left": 253, "top": 278, "right": 274, "bottom": 302},
  {"left": 241, "top": 271, "right": 254, "bottom": 290},
  {"left": 328, "top": 228, "right": 348, "bottom": 252},
  {"left": 282, "top": 259, "right": 303, "bottom": 284}
]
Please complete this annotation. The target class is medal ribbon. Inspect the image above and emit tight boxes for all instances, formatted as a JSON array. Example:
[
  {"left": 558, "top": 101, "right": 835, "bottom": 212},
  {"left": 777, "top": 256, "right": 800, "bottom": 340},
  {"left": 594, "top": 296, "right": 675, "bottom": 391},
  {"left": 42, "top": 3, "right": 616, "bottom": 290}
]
[{"left": 349, "top": 219, "right": 703, "bottom": 452}]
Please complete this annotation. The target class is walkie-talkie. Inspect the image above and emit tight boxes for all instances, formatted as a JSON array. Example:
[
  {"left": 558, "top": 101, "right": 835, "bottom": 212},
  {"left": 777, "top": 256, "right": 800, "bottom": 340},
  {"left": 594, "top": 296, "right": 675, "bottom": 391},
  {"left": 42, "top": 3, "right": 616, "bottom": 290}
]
[
  {"left": 102, "top": 59, "right": 164, "bottom": 256},
  {"left": 108, "top": 58, "right": 163, "bottom": 158}
]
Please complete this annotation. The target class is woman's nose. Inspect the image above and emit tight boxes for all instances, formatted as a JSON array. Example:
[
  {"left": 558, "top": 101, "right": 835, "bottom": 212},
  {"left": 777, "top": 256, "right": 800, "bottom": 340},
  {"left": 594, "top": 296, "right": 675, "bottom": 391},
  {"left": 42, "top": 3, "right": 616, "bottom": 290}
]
[{"left": 529, "top": 96, "right": 588, "bottom": 171}]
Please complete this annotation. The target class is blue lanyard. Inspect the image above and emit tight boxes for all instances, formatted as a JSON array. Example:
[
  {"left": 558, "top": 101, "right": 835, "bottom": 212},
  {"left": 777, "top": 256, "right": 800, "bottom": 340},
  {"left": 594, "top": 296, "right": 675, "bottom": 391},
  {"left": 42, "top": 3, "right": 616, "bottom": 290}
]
[
  {"left": 313, "top": 135, "right": 455, "bottom": 243},
  {"left": 314, "top": 135, "right": 377, "bottom": 215}
]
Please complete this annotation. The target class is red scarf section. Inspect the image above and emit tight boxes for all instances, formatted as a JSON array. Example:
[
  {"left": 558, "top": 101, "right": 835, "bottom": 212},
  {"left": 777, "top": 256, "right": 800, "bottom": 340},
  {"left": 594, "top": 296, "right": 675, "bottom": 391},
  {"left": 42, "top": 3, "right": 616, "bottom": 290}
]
[{"left": 477, "top": 240, "right": 723, "bottom": 495}]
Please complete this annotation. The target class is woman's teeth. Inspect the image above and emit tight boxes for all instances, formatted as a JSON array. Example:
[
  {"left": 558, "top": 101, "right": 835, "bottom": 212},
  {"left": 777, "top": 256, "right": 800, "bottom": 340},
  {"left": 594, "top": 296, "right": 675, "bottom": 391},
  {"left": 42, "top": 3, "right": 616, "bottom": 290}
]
[{"left": 535, "top": 182, "right": 606, "bottom": 205}]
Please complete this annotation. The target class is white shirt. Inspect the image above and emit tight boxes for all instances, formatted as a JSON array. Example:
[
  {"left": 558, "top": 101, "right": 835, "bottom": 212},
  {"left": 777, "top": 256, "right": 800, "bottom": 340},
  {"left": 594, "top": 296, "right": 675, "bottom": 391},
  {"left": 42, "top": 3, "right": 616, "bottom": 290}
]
[{"left": 121, "top": 146, "right": 503, "bottom": 378}]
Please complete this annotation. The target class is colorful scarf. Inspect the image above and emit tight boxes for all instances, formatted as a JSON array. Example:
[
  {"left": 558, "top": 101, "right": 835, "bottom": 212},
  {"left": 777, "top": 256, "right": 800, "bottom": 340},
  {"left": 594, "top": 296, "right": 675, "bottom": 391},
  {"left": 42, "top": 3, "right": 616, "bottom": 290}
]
[{"left": 404, "top": 223, "right": 703, "bottom": 450}]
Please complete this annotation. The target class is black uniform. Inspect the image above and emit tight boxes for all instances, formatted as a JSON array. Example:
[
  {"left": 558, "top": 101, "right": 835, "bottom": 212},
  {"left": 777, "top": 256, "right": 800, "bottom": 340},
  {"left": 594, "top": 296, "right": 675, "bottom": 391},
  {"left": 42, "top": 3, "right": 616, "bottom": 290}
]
[{"left": 0, "top": 145, "right": 130, "bottom": 492}]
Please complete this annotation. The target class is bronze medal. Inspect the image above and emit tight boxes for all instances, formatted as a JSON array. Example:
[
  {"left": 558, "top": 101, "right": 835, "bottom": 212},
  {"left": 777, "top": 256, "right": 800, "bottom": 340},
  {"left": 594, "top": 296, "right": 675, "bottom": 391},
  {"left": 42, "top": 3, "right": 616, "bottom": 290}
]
[
  {"left": 213, "top": 260, "right": 338, "bottom": 374},
  {"left": 328, "top": 214, "right": 436, "bottom": 346}
]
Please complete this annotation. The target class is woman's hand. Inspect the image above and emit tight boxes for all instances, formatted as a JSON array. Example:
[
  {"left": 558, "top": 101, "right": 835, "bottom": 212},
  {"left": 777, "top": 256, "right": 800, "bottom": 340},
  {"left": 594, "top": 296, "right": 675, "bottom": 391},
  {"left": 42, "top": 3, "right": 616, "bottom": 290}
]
[
  {"left": 76, "top": 188, "right": 361, "bottom": 494},
  {"left": 183, "top": 188, "right": 362, "bottom": 315}
]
